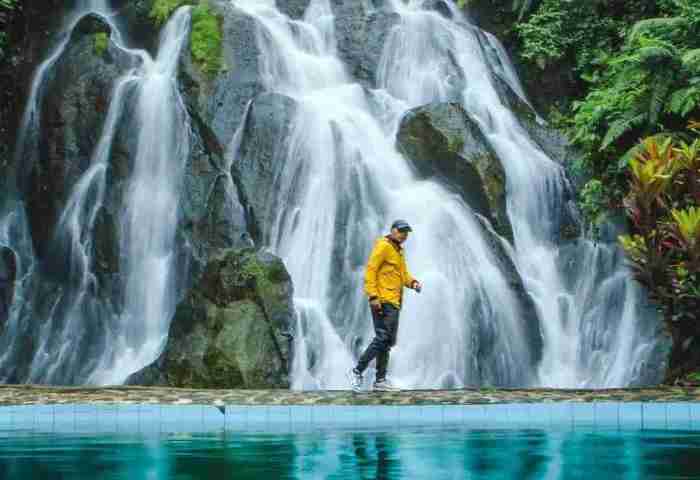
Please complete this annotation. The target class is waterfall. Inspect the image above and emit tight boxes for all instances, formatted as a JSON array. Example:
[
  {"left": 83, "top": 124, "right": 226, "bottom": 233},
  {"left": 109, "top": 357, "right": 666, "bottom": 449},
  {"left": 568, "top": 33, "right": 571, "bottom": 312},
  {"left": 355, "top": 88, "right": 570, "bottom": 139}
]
[
  {"left": 0, "top": 2, "right": 192, "bottom": 384},
  {"left": 377, "top": 0, "right": 660, "bottom": 387},
  {"left": 0, "top": 0, "right": 662, "bottom": 388},
  {"left": 232, "top": 0, "right": 661, "bottom": 389},
  {"left": 93, "top": 7, "right": 193, "bottom": 384},
  {"left": 232, "top": 0, "right": 539, "bottom": 389}
]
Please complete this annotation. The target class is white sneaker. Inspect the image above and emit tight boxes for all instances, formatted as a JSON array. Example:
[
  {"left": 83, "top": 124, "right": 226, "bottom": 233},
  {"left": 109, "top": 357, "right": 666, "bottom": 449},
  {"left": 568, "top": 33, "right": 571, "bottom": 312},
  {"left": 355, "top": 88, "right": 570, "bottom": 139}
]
[
  {"left": 347, "top": 368, "right": 363, "bottom": 393},
  {"left": 373, "top": 378, "right": 401, "bottom": 392}
]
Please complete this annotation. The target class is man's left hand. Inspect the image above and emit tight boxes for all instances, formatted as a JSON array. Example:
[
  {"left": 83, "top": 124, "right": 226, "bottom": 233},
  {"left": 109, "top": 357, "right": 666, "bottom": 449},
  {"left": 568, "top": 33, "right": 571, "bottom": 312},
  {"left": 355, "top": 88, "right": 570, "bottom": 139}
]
[{"left": 411, "top": 280, "right": 422, "bottom": 293}]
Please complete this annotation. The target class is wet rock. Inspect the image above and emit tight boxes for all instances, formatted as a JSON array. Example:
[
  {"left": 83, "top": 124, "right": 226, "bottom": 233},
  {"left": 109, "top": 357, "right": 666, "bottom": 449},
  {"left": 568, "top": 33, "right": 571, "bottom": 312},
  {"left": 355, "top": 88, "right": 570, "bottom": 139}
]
[
  {"left": 127, "top": 247, "right": 294, "bottom": 388},
  {"left": 331, "top": 0, "right": 399, "bottom": 87},
  {"left": 277, "top": 0, "right": 311, "bottom": 18},
  {"left": 25, "top": 14, "right": 129, "bottom": 265},
  {"left": 233, "top": 92, "right": 298, "bottom": 243},
  {"left": 0, "top": 247, "right": 16, "bottom": 330},
  {"left": 180, "top": 0, "right": 265, "bottom": 146},
  {"left": 396, "top": 102, "right": 513, "bottom": 241}
]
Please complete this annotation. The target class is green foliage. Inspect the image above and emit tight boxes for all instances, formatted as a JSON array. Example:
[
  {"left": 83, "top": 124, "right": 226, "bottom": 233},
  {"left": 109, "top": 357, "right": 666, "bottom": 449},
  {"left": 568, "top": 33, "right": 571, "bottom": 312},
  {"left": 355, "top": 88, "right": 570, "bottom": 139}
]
[
  {"left": 190, "top": 2, "right": 223, "bottom": 77},
  {"left": 150, "top": 0, "right": 193, "bottom": 26},
  {"left": 516, "top": 0, "right": 623, "bottom": 72},
  {"left": 520, "top": 0, "right": 700, "bottom": 226},
  {"left": 93, "top": 32, "right": 109, "bottom": 57},
  {"left": 619, "top": 131, "right": 700, "bottom": 327},
  {"left": 578, "top": 179, "right": 608, "bottom": 226}
]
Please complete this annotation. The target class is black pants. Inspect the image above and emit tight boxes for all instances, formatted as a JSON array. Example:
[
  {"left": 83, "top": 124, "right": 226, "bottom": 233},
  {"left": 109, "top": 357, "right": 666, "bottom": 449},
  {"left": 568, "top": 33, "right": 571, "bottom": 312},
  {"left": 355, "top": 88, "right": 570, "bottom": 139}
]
[{"left": 355, "top": 302, "right": 400, "bottom": 382}]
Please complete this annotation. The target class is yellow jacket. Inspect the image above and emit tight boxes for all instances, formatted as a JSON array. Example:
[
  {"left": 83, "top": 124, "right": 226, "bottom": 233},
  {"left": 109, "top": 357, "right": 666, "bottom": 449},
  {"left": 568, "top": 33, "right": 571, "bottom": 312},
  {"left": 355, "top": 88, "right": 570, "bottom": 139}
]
[{"left": 364, "top": 236, "right": 416, "bottom": 308}]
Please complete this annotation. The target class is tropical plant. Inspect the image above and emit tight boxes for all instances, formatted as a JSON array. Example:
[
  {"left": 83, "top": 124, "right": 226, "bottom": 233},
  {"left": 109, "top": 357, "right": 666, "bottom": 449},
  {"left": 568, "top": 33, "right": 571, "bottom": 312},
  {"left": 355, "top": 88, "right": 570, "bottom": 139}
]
[{"left": 619, "top": 130, "right": 700, "bottom": 333}]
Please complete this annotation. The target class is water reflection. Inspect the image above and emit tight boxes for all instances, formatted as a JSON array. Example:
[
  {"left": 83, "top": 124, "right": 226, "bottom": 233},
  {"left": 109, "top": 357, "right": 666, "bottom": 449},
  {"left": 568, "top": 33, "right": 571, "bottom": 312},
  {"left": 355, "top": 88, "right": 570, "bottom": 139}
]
[{"left": 0, "top": 427, "right": 699, "bottom": 479}]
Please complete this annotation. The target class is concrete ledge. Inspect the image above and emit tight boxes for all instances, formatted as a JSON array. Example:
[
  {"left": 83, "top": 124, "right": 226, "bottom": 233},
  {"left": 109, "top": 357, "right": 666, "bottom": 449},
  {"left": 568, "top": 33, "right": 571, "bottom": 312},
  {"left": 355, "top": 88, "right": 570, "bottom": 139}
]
[{"left": 0, "top": 385, "right": 698, "bottom": 406}]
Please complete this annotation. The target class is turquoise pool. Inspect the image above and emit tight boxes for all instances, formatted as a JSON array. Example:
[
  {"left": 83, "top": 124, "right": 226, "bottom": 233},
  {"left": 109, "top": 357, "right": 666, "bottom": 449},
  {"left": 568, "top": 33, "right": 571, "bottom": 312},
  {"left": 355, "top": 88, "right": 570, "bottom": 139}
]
[{"left": 0, "top": 403, "right": 698, "bottom": 479}]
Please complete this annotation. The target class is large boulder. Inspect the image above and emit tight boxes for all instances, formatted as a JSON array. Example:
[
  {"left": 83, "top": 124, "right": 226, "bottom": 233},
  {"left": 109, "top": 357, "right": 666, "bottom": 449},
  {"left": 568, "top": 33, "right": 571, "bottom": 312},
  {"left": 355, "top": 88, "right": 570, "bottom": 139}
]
[
  {"left": 126, "top": 248, "right": 294, "bottom": 388},
  {"left": 396, "top": 102, "right": 513, "bottom": 241}
]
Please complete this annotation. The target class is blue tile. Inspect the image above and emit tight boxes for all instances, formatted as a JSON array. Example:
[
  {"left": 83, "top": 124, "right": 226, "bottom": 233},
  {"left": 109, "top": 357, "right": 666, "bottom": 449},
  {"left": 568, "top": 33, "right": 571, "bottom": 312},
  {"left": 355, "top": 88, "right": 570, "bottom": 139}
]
[
  {"left": 619, "top": 402, "right": 643, "bottom": 428},
  {"left": 267, "top": 406, "right": 292, "bottom": 425},
  {"left": 690, "top": 403, "right": 700, "bottom": 428},
  {"left": 396, "top": 406, "right": 422, "bottom": 426},
  {"left": 245, "top": 406, "right": 270, "bottom": 425},
  {"left": 420, "top": 405, "right": 443, "bottom": 424},
  {"left": 642, "top": 403, "right": 669, "bottom": 429},
  {"left": 545, "top": 403, "right": 574, "bottom": 427},
  {"left": 442, "top": 405, "right": 463, "bottom": 425},
  {"left": 666, "top": 403, "right": 693, "bottom": 429},
  {"left": 463, "top": 404, "right": 486, "bottom": 427},
  {"left": 572, "top": 403, "right": 596, "bottom": 427},
  {"left": 374, "top": 405, "right": 400, "bottom": 427},
  {"left": 526, "top": 403, "right": 552, "bottom": 427},
  {"left": 330, "top": 406, "right": 357, "bottom": 426},
  {"left": 486, "top": 403, "right": 513, "bottom": 426},
  {"left": 592, "top": 402, "right": 621, "bottom": 428},
  {"left": 202, "top": 405, "right": 225, "bottom": 429}
]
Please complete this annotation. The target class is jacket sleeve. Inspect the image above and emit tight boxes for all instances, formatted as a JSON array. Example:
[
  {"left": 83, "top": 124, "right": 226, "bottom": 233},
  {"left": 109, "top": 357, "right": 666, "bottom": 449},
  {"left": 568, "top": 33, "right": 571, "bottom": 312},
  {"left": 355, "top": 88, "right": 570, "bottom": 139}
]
[
  {"left": 403, "top": 259, "right": 417, "bottom": 288},
  {"left": 364, "top": 241, "right": 387, "bottom": 299}
]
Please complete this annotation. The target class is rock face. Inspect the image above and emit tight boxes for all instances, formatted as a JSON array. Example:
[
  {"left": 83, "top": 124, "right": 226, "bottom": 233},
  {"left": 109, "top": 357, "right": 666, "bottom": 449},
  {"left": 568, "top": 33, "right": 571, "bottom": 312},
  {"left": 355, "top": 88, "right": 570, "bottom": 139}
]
[
  {"left": 0, "top": 248, "right": 16, "bottom": 330},
  {"left": 331, "top": 0, "right": 399, "bottom": 87},
  {"left": 396, "top": 102, "right": 513, "bottom": 241},
  {"left": 232, "top": 93, "right": 298, "bottom": 243},
  {"left": 26, "top": 14, "right": 128, "bottom": 263},
  {"left": 180, "top": 0, "right": 265, "bottom": 147},
  {"left": 127, "top": 248, "right": 294, "bottom": 388}
]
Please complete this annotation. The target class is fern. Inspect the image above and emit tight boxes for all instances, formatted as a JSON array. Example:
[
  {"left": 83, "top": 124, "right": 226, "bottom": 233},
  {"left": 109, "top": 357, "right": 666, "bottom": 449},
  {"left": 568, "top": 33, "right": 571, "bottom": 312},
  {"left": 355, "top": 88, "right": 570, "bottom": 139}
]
[
  {"left": 601, "top": 113, "right": 646, "bottom": 151},
  {"left": 648, "top": 74, "right": 674, "bottom": 127},
  {"left": 668, "top": 85, "right": 700, "bottom": 117}
]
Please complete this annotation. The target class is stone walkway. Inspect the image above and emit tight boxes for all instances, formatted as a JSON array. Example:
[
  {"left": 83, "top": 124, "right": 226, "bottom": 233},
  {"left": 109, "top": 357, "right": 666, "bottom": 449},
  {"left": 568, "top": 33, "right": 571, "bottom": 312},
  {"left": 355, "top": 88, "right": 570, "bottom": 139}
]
[{"left": 0, "top": 385, "right": 699, "bottom": 406}]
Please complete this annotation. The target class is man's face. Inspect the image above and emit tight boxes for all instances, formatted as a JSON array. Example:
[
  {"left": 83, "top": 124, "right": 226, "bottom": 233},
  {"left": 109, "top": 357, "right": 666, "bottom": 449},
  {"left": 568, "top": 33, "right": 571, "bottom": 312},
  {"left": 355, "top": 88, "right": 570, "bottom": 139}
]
[{"left": 391, "top": 227, "right": 410, "bottom": 243}]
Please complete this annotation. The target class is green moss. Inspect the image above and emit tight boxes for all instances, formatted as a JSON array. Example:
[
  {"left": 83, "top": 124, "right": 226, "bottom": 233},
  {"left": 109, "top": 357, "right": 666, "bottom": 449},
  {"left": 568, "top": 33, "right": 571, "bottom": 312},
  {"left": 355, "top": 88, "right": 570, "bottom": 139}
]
[
  {"left": 190, "top": 2, "right": 224, "bottom": 77},
  {"left": 447, "top": 135, "right": 465, "bottom": 154},
  {"left": 150, "top": 0, "right": 193, "bottom": 26},
  {"left": 93, "top": 32, "right": 109, "bottom": 56}
]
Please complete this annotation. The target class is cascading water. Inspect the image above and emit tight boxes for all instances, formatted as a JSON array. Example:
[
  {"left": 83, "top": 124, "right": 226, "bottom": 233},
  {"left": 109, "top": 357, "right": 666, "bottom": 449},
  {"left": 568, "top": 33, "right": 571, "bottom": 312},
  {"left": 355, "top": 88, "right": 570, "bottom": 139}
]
[
  {"left": 232, "top": 0, "right": 541, "bottom": 390},
  {"left": 0, "top": 1, "right": 192, "bottom": 384},
  {"left": 378, "top": 0, "right": 661, "bottom": 387},
  {"left": 232, "top": 0, "right": 662, "bottom": 389},
  {"left": 93, "top": 8, "right": 193, "bottom": 384},
  {"left": 0, "top": 0, "right": 663, "bottom": 388}
]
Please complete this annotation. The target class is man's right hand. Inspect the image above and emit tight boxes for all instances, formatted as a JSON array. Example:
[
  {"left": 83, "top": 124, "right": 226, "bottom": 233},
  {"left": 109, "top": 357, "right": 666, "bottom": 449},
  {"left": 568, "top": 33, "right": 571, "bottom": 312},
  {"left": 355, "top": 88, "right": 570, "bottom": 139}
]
[{"left": 369, "top": 298, "right": 381, "bottom": 313}]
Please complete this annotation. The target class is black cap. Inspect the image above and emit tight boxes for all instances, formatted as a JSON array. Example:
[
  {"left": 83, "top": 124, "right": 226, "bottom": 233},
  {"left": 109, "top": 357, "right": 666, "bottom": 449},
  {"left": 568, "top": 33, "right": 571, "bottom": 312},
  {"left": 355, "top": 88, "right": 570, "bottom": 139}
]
[{"left": 391, "top": 219, "right": 412, "bottom": 232}]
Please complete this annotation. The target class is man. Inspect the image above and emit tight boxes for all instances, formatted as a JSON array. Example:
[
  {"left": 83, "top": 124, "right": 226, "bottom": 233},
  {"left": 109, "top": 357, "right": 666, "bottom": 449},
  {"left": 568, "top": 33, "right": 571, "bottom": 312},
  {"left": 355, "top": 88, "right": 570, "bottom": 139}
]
[{"left": 347, "top": 220, "right": 422, "bottom": 392}]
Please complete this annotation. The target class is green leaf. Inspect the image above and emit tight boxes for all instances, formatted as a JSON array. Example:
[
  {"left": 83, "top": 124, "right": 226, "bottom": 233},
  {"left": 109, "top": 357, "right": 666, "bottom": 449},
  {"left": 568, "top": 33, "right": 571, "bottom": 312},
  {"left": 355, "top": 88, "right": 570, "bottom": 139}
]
[{"left": 600, "top": 113, "right": 645, "bottom": 151}]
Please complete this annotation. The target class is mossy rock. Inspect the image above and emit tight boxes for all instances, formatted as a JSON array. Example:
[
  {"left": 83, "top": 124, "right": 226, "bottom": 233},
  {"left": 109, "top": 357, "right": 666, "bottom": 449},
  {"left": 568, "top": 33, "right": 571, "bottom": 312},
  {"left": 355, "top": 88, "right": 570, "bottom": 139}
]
[
  {"left": 126, "top": 248, "right": 294, "bottom": 388},
  {"left": 396, "top": 102, "right": 513, "bottom": 241}
]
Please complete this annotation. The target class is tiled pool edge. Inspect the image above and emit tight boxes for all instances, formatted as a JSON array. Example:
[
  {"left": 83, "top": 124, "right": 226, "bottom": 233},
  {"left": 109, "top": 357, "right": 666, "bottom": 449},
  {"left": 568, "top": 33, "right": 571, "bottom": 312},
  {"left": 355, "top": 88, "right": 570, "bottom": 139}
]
[
  {"left": 0, "top": 385, "right": 699, "bottom": 406},
  {"left": 1, "top": 403, "right": 699, "bottom": 433}
]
